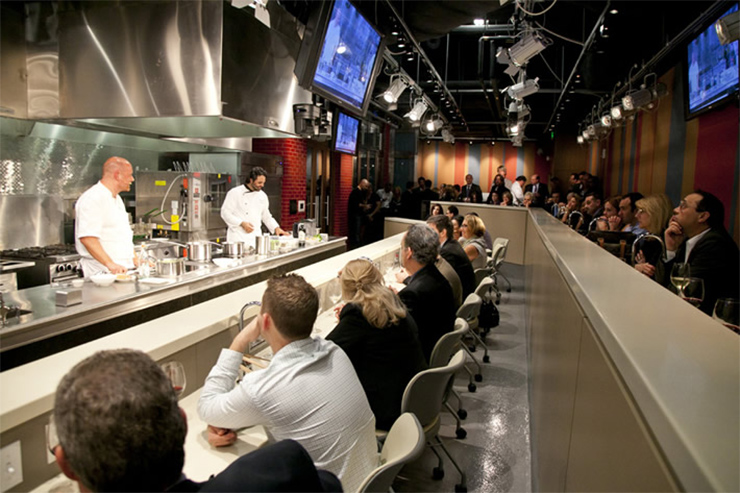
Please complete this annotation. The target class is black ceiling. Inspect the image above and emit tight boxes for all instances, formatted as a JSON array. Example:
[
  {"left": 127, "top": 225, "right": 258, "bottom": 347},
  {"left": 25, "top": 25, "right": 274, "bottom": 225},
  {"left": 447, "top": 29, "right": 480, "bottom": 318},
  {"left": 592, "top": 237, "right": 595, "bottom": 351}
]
[{"left": 279, "top": 0, "right": 730, "bottom": 144}]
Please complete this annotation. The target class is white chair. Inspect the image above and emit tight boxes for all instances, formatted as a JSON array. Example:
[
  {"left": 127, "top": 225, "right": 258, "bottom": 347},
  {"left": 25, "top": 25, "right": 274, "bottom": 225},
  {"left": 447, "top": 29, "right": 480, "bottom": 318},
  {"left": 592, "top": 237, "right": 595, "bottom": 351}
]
[
  {"left": 455, "top": 294, "right": 484, "bottom": 392},
  {"left": 358, "top": 413, "right": 425, "bottom": 493},
  {"left": 402, "top": 350, "right": 468, "bottom": 492},
  {"left": 430, "top": 318, "right": 470, "bottom": 437},
  {"left": 491, "top": 237, "right": 511, "bottom": 295}
]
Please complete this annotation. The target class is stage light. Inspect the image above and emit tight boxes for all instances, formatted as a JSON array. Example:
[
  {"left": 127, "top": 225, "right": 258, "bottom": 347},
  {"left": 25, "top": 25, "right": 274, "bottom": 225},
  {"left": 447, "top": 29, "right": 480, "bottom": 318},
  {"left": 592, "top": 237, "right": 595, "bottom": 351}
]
[
  {"left": 424, "top": 115, "right": 444, "bottom": 134},
  {"left": 610, "top": 105, "right": 624, "bottom": 120},
  {"left": 600, "top": 114, "right": 612, "bottom": 127},
  {"left": 716, "top": 10, "right": 740, "bottom": 45},
  {"left": 577, "top": 135, "right": 585, "bottom": 144},
  {"left": 405, "top": 100, "right": 428, "bottom": 122},
  {"left": 382, "top": 76, "right": 408, "bottom": 104},
  {"left": 505, "top": 77, "right": 540, "bottom": 100},
  {"left": 508, "top": 32, "right": 550, "bottom": 67}
]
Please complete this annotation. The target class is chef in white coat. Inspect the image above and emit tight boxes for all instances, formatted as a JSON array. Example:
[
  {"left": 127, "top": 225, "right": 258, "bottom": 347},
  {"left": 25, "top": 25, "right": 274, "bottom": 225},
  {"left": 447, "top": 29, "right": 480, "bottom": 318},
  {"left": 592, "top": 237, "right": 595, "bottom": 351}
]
[
  {"left": 75, "top": 156, "right": 136, "bottom": 276},
  {"left": 221, "top": 167, "right": 288, "bottom": 249}
]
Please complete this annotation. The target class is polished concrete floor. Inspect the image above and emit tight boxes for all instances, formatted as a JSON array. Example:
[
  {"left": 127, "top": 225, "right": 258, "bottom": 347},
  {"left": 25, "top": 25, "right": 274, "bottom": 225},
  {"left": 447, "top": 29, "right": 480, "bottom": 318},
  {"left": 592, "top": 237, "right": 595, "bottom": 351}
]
[{"left": 393, "top": 263, "right": 532, "bottom": 493}]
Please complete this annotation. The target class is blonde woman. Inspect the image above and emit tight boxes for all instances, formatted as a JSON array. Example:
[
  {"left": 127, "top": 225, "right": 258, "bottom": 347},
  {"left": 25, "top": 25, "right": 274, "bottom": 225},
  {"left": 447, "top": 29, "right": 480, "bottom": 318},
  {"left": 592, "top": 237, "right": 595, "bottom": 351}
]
[
  {"left": 326, "top": 259, "right": 427, "bottom": 431},
  {"left": 633, "top": 194, "right": 674, "bottom": 279},
  {"left": 460, "top": 214, "right": 488, "bottom": 269}
]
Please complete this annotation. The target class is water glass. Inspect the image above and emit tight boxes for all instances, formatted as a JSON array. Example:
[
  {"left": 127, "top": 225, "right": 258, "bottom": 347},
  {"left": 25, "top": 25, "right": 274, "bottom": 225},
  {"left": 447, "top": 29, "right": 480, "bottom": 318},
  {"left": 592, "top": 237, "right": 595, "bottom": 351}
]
[{"left": 713, "top": 298, "right": 739, "bottom": 334}]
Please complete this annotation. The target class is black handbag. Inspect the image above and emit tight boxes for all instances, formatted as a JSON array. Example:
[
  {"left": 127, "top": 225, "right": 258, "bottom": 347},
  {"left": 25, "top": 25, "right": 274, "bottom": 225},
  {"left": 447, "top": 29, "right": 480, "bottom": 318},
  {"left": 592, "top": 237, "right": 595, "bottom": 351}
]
[{"left": 478, "top": 299, "right": 499, "bottom": 328}]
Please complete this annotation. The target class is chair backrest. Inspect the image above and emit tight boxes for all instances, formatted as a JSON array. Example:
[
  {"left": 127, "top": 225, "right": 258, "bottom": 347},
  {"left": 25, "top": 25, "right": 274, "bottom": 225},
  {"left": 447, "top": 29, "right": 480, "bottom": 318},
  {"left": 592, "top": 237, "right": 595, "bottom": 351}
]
[
  {"left": 401, "top": 350, "right": 466, "bottom": 427},
  {"left": 358, "top": 413, "right": 425, "bottom": 493},
  {"left": 491, "top": 238, "right": 509, "bottom": 270},
  {"left": 456, "top": 293, "right": 482, "bottom": 322},
  {"left": 474, "top": 267, "right": 490, "bottom": 286},
  {"left": 474, "top": 276, "right": 496, "bottom": 298},
  {"left": 429, "top": 318, "right": 469, "bottom": 368}
]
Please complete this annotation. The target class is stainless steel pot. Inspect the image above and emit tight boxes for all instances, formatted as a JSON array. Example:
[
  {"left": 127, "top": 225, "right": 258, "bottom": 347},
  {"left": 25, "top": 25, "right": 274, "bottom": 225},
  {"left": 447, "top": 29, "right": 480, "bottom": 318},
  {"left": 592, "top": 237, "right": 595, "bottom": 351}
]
[
  {"left": 155, "top": 258, "right": 185, "bottom": 277},
  {"left": 255, "top": 235, "right": 270, "bottom": 255},
  {"left": 186, "top": 241, "right": 213, "bottom": 262},
  {"left": 221, "top": 242, "right": 245, "bottom": 258}
]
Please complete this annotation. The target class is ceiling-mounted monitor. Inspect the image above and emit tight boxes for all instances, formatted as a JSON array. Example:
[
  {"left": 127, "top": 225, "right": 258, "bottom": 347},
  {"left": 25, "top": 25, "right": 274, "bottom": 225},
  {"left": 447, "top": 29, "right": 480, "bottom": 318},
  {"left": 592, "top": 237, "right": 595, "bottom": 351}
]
[
  {"left": 685, "top": 3, "right": 739, "bottom": 119},
  {"left": 333, "top": 111, "right": 360, "bottom": 155},
  {"left": 294, "top": 0, "right": 384, "bottom": 117}
]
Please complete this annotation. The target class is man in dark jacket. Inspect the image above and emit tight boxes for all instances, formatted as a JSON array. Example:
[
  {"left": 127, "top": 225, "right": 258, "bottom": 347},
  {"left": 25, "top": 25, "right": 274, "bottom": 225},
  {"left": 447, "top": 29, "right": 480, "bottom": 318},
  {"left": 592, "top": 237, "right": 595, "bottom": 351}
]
[
  {"left": 426, "top": 215, "right": 476, "bottom": 298},
  {"left": 458, "top": 174, "right": 483, "bottom": 203},
  {"left": 662, "top": 190, "right": 739, "bottom": 314},
  {"left": 397, "top": 224, "right": 456, "bottom": 361}
]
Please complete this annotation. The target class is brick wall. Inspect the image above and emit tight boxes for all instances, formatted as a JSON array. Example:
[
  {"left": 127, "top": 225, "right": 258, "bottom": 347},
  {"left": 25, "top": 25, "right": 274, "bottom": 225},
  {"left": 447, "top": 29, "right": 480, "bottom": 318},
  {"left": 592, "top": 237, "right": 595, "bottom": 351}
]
[
  {"left": 252, "top": 138, "right": 308, "bottom": 233},
  {"left": 331, "top": 152, "right": 354, "bottom": 237}
]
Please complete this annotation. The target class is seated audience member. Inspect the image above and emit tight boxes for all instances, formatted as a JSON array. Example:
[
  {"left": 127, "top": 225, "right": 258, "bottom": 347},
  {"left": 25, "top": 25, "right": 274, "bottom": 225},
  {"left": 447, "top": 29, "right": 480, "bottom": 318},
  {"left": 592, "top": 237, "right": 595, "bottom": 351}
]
[
  {"left": 546, "top": 191, "right": 562, "bottom": 216},
  {"left": 596, "top": 195, "right": 621, "bottom": 231},
  {"left": 452, "top": 215, "right": 464, "bottom": 241},
  {"left": 618, "top": 192, "right": 648, "bottom": 235},
  {"left": 467, "top": 211, "right": 493, "bottom": 250},
  {"left": 561, "top": 193, "right": 583, "bottom": 228},
  {"left": 662, "top": 191, "right": 739, "bottom": 314},
  {"left": 427, "top": 215, "right": 476, "bottom": 299},
  {"left": 501, "top": 191, "right": 514, "bottom": 206},
  {"left": 51, "top": 349, "right": 341, "bottom": 493},
  {"left": 486, "top": 175, "right": 509, "bottom": 204},
  {"left": 525, "top": 174, "right": 549, "bottom": 207},
  {"left": 326, "top": 259, "right": 427, "bottom": 431},
  {"left": 446, "top": 204, "right": 459, "bottom": 219},
  {"left": 582, "top": 192, "right": 604, "bottom": 230},
  {"left": 511, "top": 175, "right": 526, "bottom": 206},
  {"left": 460, "top": 214, "right": 488, "bottom": 270},
  {"left": 633, "top": 194, "right": 673, "bottom": 280},
  {"left": 397, "top": 224, "right": 456, "bottom": 362},
  {"left": 198, "top": 274, "right": 378, "bottom": 492},
  {"left": 522, "top": 192, "right": 534, "bottom": 208},
  {"left": 489, "top": 191, "right": 501, "bottom": 205},
  {"left": 428, "top": 203, "right": 444, "bottom": 218}
]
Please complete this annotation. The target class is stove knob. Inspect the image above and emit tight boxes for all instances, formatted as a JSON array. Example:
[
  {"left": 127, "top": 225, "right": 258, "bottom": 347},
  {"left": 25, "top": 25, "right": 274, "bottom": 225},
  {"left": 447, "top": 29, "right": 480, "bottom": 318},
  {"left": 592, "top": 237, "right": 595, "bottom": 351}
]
[
  {"left": 66, "top": 264, "right": 73, "bottom": 271},
  {"left": 57, "top": 265, "right": 65, "bottom": 273}
]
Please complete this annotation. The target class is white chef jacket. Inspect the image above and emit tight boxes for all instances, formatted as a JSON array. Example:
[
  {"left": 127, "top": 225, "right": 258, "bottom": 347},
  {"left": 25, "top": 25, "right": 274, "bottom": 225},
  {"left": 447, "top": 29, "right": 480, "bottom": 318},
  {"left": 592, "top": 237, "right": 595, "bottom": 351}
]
[
  {"left": 75, "top": 181, "right": 135, "bottom": 277},
  {"left": 220, "top": 185, "right": 280, "bottom": 249},
  {"left": 511, "top": 181, "right": 525, "bottom": 206}
]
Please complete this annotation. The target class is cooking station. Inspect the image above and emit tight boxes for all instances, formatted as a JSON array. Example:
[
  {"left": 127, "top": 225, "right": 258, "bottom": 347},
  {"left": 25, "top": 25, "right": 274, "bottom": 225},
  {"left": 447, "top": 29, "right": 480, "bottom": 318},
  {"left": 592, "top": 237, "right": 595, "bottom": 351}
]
[{"left": 0, "top": 245, "right": 82, "bottom": 289}]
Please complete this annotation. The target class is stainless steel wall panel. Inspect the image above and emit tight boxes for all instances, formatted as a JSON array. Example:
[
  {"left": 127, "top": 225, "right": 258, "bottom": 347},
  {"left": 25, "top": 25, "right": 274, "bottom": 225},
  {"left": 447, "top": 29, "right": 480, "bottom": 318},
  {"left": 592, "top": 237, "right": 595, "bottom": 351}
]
[
  {"left": 0, "top": 7, "right": 29, "bottom": 119},
  {"left": 0, "top": 196, "right": 64, "bottom": 250},
  {"left": 58, "top": 1, "right": 223, "bottom": 118}
]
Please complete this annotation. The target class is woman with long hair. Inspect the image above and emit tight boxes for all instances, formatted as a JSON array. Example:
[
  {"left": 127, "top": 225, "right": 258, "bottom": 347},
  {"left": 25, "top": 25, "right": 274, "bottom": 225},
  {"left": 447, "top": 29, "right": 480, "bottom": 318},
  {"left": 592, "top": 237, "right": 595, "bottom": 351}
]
[
  {"left": 428, "top": 203, "right": 444, "bottom": 218},
  {"left": 633, "top": 194, "right": 674, "bottom": 279},
  {"left": 460, "top": 214, "right": 488, "bottom": 269},
  {"left": 451, "top": 215, "right": 464, "bottom": 241},
  {"left": 326, "top": 259, "right": 427, "bottom": 430}
]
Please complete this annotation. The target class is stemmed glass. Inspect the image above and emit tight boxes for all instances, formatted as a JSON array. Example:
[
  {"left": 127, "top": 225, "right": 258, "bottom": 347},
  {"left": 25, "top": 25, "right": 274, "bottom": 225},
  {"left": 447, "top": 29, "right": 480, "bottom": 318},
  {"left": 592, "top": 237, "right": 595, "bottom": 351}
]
[
  {"left": 160, "top": 361, "right": 187, "bottom": 398},
  {"left": 680, "top": 278, "right": 704, "bottom": 308},
  {"left": 670, "top": 263, "right": 691, "bottom": 297},
  {"left": 326, "top": 277, "right": 343, "bottom": 306},
  {"left": 713, "top": 298, "right": 739, "bottom": 334}
]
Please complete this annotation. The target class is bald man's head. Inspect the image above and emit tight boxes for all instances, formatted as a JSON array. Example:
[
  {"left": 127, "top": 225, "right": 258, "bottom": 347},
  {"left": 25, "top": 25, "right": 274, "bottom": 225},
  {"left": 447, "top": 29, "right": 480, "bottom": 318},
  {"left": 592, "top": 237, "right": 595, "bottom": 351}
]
[
  {"left": 359, "top": 179, "right": 370, "bottom": 191},
  {"left": 101, "top": 157, "right": 134, "bottom": 195}
]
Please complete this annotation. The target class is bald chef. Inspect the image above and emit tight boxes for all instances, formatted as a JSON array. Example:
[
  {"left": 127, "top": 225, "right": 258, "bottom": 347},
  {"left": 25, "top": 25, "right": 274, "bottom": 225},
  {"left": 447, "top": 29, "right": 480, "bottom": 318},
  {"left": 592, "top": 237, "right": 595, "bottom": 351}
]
[
  {"left": 221, "top": 167, "right": 289, "bottom": 248},
  {"left": 75, "top": 156, "right": 136, "bottom": 276}
]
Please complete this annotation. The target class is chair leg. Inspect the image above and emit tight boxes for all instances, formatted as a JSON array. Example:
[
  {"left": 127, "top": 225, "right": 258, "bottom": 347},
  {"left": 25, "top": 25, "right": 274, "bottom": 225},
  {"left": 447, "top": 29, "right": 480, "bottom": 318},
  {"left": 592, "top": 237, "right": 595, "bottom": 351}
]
[
  {"left": 468, "top": 328, "right": 489, "bottom": 363},
  {"left": 499, "top": 271, "right": 512, "bottom": 292},
  {"left": 450, "top": 389, "right": 467, "bottom": 419},
  {"left": 428, "top": 440, "right": 445, "bottom": 479},
  {"left": 434, "top": 435, "right": 467, "bottom": 490},
  {"left": 461, "top": 346, "right": 480, "bottom": 391},
  {"left": 444, "top": 401, "right": 467, "bottom": 439}
]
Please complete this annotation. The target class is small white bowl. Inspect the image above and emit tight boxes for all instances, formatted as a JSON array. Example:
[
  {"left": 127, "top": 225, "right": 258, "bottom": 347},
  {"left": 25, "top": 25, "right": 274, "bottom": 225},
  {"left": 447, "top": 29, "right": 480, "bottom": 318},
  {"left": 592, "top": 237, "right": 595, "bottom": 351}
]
[
  {"left": 212, "top": 258, "right": 237, "bottom": 268},
  {"left": 90, "top": 273, "right": 116, "bottom": 287},
  {"left": 71, "top": 279, "right": 85, "bottom": 288}
]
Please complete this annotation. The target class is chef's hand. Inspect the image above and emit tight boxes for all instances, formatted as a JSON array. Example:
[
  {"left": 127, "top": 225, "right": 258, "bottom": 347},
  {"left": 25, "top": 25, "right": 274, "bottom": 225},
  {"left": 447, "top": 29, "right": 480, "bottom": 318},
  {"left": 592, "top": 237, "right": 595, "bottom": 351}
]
[
  {"left": 664, "top": 219, "right": 685, "bottom": 252},
  {"left": 106, "top": 262, "right": 127, "bottom": 274},
  {"left": 207, "top": 425, "right": 237, "bottom": 447},
  {"left": 240, "top": 221, "right": 255, "bottom": 234},
  {"left": 230, "top": 316, "right": 261, "bottom": 354},
  {"left": 275, "top": 227, "right": 290, "bottom": 236}
]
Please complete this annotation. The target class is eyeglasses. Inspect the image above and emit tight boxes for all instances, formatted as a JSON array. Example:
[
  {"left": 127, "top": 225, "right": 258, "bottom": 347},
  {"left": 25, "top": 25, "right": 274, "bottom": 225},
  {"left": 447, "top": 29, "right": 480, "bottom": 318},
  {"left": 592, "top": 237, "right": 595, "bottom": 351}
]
[
  {"left": 678, "top": 200, "right": 696, "bottom": 211},
  {"left": 46, "top": 414, "right": 59, "bottom": 457},
  {"left": 636, "top": 208, "right": 646, "bottom": 215}
]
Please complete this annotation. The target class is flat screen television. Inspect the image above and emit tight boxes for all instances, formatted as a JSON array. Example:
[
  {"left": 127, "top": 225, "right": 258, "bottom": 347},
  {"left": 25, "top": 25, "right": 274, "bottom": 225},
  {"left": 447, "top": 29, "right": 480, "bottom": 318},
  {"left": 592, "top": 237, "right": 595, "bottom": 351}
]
[
  {"left": 294, "top": 0, "right": 384, "bottom": 117},
  {"left": 685, "top": 3, "right": 739, "bottom": 119},
  {"left": 334, "top": 112, "right": 360, "bottom": 154}
]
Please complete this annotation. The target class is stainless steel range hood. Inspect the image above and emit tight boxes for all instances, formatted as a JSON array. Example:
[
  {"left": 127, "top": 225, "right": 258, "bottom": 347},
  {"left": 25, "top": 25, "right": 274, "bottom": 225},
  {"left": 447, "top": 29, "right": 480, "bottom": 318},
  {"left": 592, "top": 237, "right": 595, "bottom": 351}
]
[{"left": 7, "top": 1, "right": 311, "bottom": 144}]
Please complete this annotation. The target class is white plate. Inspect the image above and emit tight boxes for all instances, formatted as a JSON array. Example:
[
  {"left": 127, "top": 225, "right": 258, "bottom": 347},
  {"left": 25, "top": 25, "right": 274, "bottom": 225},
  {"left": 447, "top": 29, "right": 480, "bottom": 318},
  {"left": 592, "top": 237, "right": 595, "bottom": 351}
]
[
  {"left": 138, "top": 277, "right": 173, "bottom": 285},
  {"left": 212, "top": 258, "right": 238, "bottom": 268}
]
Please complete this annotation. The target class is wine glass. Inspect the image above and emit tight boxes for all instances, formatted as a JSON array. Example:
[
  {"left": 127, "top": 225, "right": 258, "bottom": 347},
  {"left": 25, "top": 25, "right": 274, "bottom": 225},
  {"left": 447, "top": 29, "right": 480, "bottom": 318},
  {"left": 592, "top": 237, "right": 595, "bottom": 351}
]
[
  {"left": 160, "top": 361, "right": 187, "bottom": 398},
  {"left": 680, "top": 277, "right": 704, "bottom": 308},
  {"left": 713, "top": 298, "right": 739, "bottom": 334},
  {"left": 326, "top": 277, "right": 343, "bottom": 306},
  {"left": 670, "top": 263, "right": 691, "bottom": 297}
]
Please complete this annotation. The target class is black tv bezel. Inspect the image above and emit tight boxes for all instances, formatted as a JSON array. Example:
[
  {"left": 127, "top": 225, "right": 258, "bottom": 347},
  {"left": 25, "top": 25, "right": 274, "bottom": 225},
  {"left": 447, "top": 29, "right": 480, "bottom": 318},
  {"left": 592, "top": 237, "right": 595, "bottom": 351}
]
[
  {"left": 683, "top": 3, "right": 740, "bottom": 120},
  {"left": 333, "top": 111, "right": 360, "bottom": 155},
  {"left": 294, "top": 0, "right": 385, "bottom": 118}
]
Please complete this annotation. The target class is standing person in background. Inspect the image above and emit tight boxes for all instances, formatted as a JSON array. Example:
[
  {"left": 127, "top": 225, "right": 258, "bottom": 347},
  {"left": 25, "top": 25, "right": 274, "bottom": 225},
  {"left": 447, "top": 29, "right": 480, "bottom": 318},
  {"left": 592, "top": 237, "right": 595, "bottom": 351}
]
[
  {"left": 347, "top": 179, "right": 371, "bottom": 249},
  {"left": 389, "top": 186, "right": 403, "bottom": 217},
  {"left": 510, "top": 175, "right": 526, "bottom": 206},
  {"left": 75, "top": 156, "right": 136, "bottom": 277},
  {"left": 221, "top": 167, "right": 289, "bottom": 251},
  {"left": 524, "top": 174, "right": 549, "bottom": 208},
  {"left": 458, "top": 174, "right": 483, "bottom": 203},
  {"left": 497, "top": 165, "right": 513, "bottom": 188},
  {"left": 486, "top": 174, "right": 509, "bottom": 204}
]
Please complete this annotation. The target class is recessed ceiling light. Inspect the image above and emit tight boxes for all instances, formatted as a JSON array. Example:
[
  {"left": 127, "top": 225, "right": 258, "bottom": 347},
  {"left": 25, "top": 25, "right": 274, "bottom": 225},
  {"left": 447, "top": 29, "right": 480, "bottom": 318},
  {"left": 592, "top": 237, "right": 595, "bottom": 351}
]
[
  {"left": 609, "top": 9, "right": 618, "bottom": 14},
  {"left": 473, "top": 18, "right": 485, "bottom": 26}
]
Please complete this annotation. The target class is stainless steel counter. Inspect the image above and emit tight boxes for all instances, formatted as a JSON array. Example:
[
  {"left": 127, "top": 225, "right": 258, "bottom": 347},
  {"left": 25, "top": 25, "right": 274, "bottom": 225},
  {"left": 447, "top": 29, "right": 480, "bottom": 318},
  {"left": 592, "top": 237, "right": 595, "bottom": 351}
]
[
  {"left": 0, "top": 238, "right": 345, "bottom": 362},
  {"left": 0, "top": 260, "right": 35, "bottom": 272}
]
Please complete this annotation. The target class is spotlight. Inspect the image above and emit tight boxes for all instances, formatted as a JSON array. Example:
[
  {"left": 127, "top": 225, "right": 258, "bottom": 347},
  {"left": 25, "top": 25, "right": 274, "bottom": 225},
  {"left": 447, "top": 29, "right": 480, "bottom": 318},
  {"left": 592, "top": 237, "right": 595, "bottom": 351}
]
[
  {"left": 716, "top": 10, "right": 740, "bottom": 45},
  {"left": 622, "top": 83, "right": 668, "bottom": 111},
  {"left": 581, "top": 129, "right": 589, "bottom": 140},
  {"left": 577, "top": 135, "right": 585, "bottom": 144},
  {"left": 474, "top": 18, "right": 485, "bottom": 26},
  {"left": 405, "top": 100, "right": 428, "bottom": 122},
  {"left": 512, "top": 135, "right": 523, "bottom": 147},
  {"left": 600, "top": 114, "right": 612, "bottom": 127},
  {"left": 382, "top": 76, "right": 408, "bottom": 104},
  {"left": 610, "top": 105, "right": 624, "bottom": 120},
  {"left": 505, "top": 77, "right": 540, "bottom": 100},
  {"left": 424, "top": 115, "right": 444, "bottom": 134},
  {"left": 441, "top": 128, "right": 455, "bottom": 144},
  {"left": 508, "top": 32, "right": 550, "bottom": 67}
]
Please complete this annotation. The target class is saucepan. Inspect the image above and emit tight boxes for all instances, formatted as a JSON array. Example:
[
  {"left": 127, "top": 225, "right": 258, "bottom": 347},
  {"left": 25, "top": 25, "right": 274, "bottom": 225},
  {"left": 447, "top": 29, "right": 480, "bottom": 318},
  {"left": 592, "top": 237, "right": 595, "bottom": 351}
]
[
  {"left": 185, "top": 241, "right": 223, "bottom": 262},
  {"left": 220, "top": 242, "right": 245, "bottom": 258},
  {"left": 154, "top": 258, "right": 186, "bottom": 278}
]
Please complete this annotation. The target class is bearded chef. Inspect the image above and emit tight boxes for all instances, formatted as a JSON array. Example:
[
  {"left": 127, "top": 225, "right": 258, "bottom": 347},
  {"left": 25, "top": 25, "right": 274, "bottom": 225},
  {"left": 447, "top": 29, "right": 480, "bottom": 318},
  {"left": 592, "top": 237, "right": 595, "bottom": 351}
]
[
  {"left": 75, "top": 156, "right": 136, "bottom": 276},
  {"left": 221, "top": 166, "right": 289, "bottom": 248}
]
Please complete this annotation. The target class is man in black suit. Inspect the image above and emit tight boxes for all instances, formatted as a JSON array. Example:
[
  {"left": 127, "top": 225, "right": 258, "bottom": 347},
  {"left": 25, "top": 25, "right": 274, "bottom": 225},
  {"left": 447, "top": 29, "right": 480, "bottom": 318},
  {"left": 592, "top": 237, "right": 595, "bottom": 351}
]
[
  {"left": 426, "top": 215, "right": 476, "bottom": 299},
  {"left": 524, "top": 174, "right": 549, "bottom": 207},
  {"left": 458, "top": 174, "right": 483, "bottom": 203},
  {"left": 397, "top": 224, "right": 456, "bottom": 361},
  {"left": 662, "top": 190, "right": 739, "bottom": 314},
  {"left": 51, "top": 349, "right": 340, "bottom": 492}
]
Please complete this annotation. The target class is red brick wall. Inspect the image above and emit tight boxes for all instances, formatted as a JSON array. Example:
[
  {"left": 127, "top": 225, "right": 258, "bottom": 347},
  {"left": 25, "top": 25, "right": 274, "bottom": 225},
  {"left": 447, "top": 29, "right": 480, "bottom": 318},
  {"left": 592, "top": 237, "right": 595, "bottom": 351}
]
[
  {"left": 331, "top": 152, "right": 354, "bottom": 237},
  {"left": 252, "top": 138, "right": 307, "bottom": 233}
]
